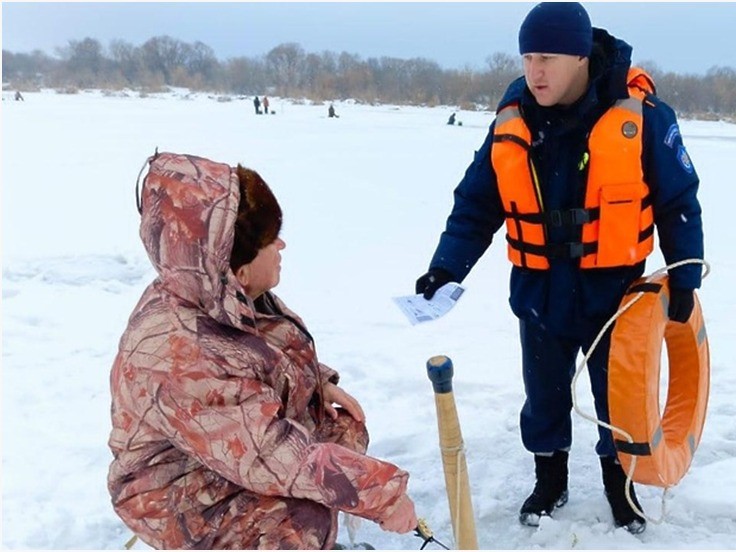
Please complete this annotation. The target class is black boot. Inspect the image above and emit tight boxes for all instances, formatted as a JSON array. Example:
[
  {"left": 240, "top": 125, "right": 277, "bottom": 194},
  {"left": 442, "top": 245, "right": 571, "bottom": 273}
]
[
  {"left": 519, "top": 450, "right": 569, "bottom": 526},
  {"left": 600, "top": 456, "right": 647, "bottom": 534}
]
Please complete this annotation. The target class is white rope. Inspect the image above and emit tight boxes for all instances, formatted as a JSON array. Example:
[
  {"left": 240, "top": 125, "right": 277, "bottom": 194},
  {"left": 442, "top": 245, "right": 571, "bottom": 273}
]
[
  {"left": 343, "top": 511, "right": 362, "bottom": 547},
  {"left": 571, "top": 258, "right": 710, "bottom": 525}
]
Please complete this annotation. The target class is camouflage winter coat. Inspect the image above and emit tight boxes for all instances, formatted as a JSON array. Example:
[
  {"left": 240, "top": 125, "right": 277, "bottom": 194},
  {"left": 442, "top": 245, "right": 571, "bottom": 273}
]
[{"left": 108, "top": 152, "right": 410, "bottom": 549}]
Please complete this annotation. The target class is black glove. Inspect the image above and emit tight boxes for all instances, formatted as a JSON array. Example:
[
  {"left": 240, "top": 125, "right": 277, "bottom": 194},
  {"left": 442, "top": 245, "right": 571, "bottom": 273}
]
[
  {"left": 415, "top": 268, "right": 455, "bottom": 300},
  {"left": 668, "top": 287, "right": 695, "bottom": 323}
]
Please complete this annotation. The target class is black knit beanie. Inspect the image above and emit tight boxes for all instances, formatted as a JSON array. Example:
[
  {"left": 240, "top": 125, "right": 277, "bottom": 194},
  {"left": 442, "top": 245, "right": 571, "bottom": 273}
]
[{"left": 519, "top": 2, "right": 593, "bottom": 57}]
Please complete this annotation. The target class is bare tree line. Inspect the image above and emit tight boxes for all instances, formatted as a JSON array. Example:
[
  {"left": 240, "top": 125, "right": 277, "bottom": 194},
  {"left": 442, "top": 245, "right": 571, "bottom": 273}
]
[{"left": 4, "top": 36, "right": 736, "bottom": 118}]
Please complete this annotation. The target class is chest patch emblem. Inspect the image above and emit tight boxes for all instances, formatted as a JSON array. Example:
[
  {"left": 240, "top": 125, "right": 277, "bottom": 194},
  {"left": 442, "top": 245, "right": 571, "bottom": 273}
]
[{"left": 622, "top": 121, "right": 638, "bottom": 139}]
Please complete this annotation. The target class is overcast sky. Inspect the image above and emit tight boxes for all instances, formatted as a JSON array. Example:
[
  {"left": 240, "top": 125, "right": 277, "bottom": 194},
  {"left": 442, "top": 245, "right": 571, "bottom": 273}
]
[{"left": 3, "top": 2, "right": 736, "bottom": 75}]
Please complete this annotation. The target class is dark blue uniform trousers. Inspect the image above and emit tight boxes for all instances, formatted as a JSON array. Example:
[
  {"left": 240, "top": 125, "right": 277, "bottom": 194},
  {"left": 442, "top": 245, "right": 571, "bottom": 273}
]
[{"left": 519, "top": 318, "right": 617, "bottom": 458}]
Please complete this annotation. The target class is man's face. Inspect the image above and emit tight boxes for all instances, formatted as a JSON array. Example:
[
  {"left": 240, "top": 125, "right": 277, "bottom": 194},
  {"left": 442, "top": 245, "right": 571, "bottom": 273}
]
[{"left": 522, "top": 53, "right": 588, "bottom": 107}]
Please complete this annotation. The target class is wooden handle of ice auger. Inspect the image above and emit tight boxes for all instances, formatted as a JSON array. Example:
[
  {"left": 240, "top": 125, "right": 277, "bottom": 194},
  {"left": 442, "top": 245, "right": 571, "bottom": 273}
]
[{"left": 427, "top": 355, "right": 478, "bottom": 550}]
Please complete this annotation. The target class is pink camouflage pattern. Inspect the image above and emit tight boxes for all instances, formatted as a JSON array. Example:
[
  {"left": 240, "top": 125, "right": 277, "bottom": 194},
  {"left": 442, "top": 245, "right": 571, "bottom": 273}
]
[{"left": 108, "top": 152, "right": 410, "bottom": 549}]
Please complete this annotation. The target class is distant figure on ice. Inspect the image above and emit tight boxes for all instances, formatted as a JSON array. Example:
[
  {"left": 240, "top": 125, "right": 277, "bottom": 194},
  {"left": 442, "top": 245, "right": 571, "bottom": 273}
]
[
  {"left": 15, "top": 90, "right": 25, "bottom": 102},
  {"left": 447, "top": 112, "right": 456, "bottom": 125},
  {"left": 263, "top": 96, "right": 270, "bottom": 114},
  {"left": 328, "top": 104, "right": 339, "bottom": 118},
  {"left": 108, "top": 152, "right": 418, "bottom": 549},
  {"left": 253, "top": 96, "right": 261, "bottom": 114}
]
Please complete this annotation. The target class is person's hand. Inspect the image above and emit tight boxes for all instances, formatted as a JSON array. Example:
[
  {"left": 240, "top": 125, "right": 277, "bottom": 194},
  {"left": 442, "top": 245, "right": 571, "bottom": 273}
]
[
  {"left": 415, "top": 268, "right": 455, "bottom": 300},
  {"left": 378, "top": 494, "right": 418, "bottom": 534},
  {"left": 322, "top": 382, "right": 365, "bottom": 423},
  {"left": 668, "top": 287, "right": 695, "bottom": 323}
]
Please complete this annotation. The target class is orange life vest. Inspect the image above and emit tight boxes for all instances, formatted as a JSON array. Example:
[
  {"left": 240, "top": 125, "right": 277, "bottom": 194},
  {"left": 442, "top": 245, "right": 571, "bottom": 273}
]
[{"left": 491, "top": 68, "right": 656, "bottom": 269}]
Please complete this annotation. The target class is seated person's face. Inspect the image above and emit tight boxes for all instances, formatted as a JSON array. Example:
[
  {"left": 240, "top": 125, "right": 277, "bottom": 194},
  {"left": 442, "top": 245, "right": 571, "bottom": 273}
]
[{"left": 236, "top": 237, "right": 286, "bottom": 298}]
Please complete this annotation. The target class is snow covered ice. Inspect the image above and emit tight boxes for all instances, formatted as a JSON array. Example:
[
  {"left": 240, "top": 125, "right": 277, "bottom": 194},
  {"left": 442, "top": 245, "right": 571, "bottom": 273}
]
[{"left": 3, "top": 89, "right": 736, "bottom": 549}]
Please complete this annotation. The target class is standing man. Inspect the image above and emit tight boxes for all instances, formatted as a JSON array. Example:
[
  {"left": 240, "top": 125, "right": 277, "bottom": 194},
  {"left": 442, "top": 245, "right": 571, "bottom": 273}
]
[
  {"left": 263, "top": 96, "right": 270, "bottom": 114},
  {"left": 253, "top": 96, "right": 261, "bottom": 114},
  {"left": 415, "top": 2, "right": 704, "bottom": 535}
]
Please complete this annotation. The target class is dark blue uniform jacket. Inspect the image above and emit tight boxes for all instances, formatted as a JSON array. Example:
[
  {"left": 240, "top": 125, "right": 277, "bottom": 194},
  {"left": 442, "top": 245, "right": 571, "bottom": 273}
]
[{"left": 429, "top": 29, "right": 704, "bottom": 337}]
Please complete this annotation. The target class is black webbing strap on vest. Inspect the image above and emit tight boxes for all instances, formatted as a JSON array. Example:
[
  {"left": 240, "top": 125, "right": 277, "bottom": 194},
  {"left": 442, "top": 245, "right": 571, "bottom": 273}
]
[
  {"left": 506, "top": 236, "right": 598, "bottom": 260},
  {"left": 507, "top": 226, "right": 653, "bottom": 262},
  {"left": 505, "top": 198, "right": 654, "bottom": 262},
  {"left": 494, "top": 133, "right": 530, "bottom": 150},
  {"left": 638, "top": 224, "right": 655, "bottom": 242},
  {"left": 507, "top": 207, "right": 600, "bottom": 227},
  {"left": 504, "top": 195, "right": 653, "bottom": 229}
]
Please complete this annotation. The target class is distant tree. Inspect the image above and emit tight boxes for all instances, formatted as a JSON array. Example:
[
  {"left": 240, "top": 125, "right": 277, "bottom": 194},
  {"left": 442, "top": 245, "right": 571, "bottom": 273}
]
[
  {"left": 400, "top": 58, "right": 442, "bottom": 104},
  {"left": 482, "top": 52, "right": 521, "bottom": 106},
  {"left": 225, "top": 56, "right": 268, "bottom": 95},
  {"left": 56, "top": 38, "right": 107, "bottom": 87},
  {"left": 140, "top": 36, "right": 187, "bottom": 84},
  {"left": 370, "top": 56, "right": 406, "bottom": 102},
  {"left": 443, "top": 67, "right": 477, "bottom": 106},
  {"left": 3, "top": 49, "right": 58, "bottom": 85},
  {"left": 336, "top": 52, "right": 372, "bottom": 100},
  {"left": 302, "top": 52, "right": 328, "bottom": 96},
  {"left": 706, "top": 66, "right": 736, "bottom": 115},
  {"left": 266, "top": 43, "right": 305, "bottom": 96},
  {"left": 109, "top": 40, "right": 143, "bottom": 85},
  {"left": 186, "top": 41, "right": 219, "bottom": 84},
  {"left": 62, "top": 38, "right": 104, "bottom": 73}
]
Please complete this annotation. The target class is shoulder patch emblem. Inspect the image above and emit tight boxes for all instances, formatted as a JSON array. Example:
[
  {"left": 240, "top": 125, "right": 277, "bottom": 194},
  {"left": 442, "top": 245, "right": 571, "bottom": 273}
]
[
  {"left": 677, "top": 145, "right": 694, "bottom": 174},
  {"left": 665, "top": 124, "right": 681, "bottom": 148}
]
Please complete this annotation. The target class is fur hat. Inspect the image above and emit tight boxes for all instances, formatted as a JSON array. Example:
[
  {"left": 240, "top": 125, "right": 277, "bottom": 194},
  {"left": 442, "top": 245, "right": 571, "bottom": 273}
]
[
  {"left": 230, "top": 166, "right": 282, "bottom": 270},
  {"left": 518, "top": 2, "right": 592, "bottom": 57}
]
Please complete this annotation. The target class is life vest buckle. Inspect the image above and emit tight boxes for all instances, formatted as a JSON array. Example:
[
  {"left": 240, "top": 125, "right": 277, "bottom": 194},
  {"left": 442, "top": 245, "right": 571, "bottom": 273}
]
[
  {"left": 549, "top": 210, "right": 563, "bottom": 227},
  {"left": 568, "top": 208, "right": 592, "bottom": 225},
  {"left": 548, "top": 208, "right": 593, "bottom": 227},
  {"left": 567, "top": 242, "right": 585, "bottom": 259}
]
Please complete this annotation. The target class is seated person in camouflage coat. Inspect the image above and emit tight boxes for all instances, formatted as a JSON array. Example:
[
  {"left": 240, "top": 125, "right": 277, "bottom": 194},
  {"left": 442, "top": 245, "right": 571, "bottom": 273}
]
[{"left": 108, "top": 152, "right": 417, "bottom": 549}]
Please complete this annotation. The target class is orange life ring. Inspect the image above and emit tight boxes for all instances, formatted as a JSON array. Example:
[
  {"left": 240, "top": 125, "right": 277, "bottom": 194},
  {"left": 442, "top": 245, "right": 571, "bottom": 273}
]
[{"left": 608, "top": 275, "right": 710, "bottom": 487}]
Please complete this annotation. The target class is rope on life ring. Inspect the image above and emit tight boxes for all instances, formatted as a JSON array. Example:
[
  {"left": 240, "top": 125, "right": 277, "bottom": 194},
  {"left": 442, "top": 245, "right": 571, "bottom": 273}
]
[{"left": 572, "top": 259, "right": 710, "bottom": 523}]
